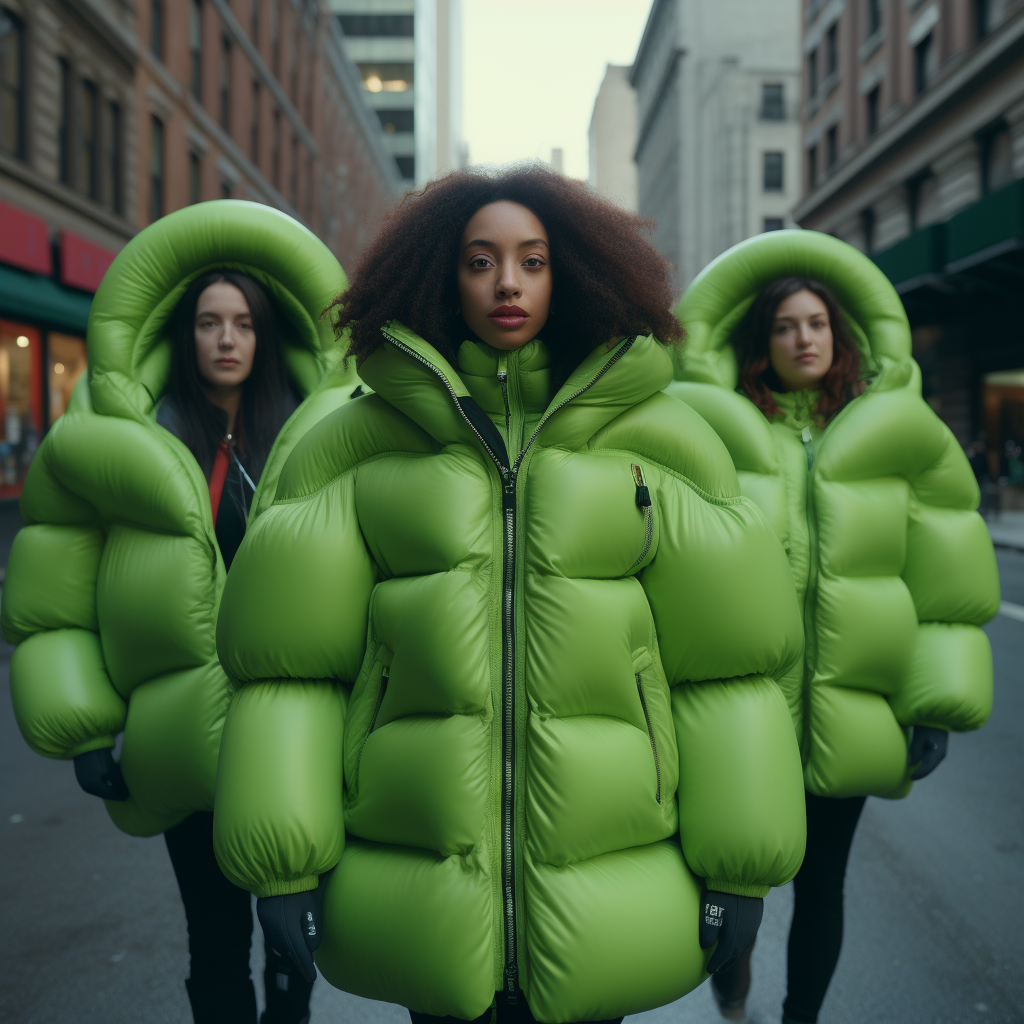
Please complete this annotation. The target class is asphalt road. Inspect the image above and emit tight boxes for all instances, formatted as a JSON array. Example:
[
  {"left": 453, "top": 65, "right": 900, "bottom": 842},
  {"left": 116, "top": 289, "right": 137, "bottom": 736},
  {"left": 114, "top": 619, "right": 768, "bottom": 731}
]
[{"left": 2, "top": 550, "right": 1022, "bottom": 1024}]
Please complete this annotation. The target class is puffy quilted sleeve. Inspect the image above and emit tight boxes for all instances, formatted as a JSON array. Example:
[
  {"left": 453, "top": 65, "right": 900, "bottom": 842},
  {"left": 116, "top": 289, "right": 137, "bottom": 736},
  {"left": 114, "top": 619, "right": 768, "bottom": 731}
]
[
  {"left": 214, "top": 403, "right": 379, "bottom": 896},
  {"left": 2, "top": 431, "right": 125, "bottom": 760},
  {"left": 635, "top": 399, "right": 806, "bottom": 897},
  {"left": 893, "top": 412, "right": 1000, "bottom": 732}
]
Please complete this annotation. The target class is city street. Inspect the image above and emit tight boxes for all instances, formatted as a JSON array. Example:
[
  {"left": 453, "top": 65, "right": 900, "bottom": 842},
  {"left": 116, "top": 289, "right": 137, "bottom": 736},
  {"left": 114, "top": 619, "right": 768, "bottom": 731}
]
[{"left": 2, "top": 550, "right": 1022, "bottom": 1024}]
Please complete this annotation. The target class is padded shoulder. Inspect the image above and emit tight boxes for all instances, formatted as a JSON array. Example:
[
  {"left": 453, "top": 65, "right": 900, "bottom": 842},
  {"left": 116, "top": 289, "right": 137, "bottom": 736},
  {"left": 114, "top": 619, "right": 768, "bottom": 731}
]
[
  {"left": 664, "top": 382, "right": 778, "bottom": 475},
  {"left": 590, "top": 391, "right": 741, "bottom": 500},
  {"left": 276, "top": 393, "right": 439, "bottom": 502}
]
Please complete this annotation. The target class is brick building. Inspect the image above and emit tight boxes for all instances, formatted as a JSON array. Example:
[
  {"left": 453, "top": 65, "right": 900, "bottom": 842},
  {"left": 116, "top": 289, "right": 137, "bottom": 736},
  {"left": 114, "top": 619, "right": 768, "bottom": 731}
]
[
  {"left": 794, "top": 0, "right": 1024, "bottom": 495},
  {"left": 0, "top": 0, "right": 400, "bottom": 499}
]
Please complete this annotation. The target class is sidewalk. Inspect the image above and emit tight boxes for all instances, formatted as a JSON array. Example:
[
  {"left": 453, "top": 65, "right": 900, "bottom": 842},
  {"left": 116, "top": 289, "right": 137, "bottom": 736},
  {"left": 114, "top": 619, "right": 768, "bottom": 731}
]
[{"left": 988, "top": 510, "right": 1024, "bottom": 552}]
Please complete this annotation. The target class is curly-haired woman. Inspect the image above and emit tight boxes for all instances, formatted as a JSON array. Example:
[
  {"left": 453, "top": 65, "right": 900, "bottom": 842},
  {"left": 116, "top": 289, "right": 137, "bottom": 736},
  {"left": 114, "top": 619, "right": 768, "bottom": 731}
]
[
  {"left": 670, "top": 232, "right": 999, "bottom": 1024},
  {"left": 212, "top": 167, "right": 808, "bottom": 1024}
]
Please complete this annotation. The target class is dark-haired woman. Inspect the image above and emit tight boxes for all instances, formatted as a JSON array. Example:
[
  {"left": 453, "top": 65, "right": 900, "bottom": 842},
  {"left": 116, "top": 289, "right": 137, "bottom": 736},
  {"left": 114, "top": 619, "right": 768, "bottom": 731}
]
[
  {"left": 212, "top": 167, "right": 808, "bottom": 1024},
  {"left": 670, "top": 231, "right": 999, "bottom": 1024},
  {"left": 2, "top": 201, "right": 356, "bottom": 1023}
]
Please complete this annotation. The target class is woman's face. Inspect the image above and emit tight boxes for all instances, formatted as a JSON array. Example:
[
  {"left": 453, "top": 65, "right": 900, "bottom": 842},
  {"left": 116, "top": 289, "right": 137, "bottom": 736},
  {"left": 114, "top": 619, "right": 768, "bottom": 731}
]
[
  {"left": 457, "top": 200, "right": 552, "bottom": 351},
  {"left": 193, "top": 280, "right": 257, "bottom": 392},
  {"left": 768, "top": 288, "right": 834, "bottom": 392}
]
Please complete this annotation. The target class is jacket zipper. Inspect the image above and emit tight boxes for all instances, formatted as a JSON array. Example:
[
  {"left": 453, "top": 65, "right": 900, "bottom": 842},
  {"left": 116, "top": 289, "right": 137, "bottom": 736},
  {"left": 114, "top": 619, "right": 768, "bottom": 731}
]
[
  {"left": 381, "top": 329, "right": 635, "bottom": 1001},
  {"left": 635, "top": 674, "right": 662, "bottom": 803},
  {"left": 630, "top": 464, "right": 653, "bottom": 568},
  {"left": 800, "top": 426, "right": 819, "bottom": 762},
  {"left": 368, "top": 667, "right": 389, "bottom": 735}
]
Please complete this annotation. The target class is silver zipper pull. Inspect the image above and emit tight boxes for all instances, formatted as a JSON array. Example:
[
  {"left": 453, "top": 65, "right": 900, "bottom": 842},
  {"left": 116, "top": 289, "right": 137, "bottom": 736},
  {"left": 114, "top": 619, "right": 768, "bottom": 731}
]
[{"left": 801, "top": 427, "right": 812, "bottom": 444}]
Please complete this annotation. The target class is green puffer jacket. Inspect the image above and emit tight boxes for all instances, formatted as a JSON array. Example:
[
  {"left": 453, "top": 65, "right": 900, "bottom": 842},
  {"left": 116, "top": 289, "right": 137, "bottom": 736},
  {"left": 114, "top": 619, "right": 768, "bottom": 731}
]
[
  {"left": 669, "top": 230, "right": 1000, "bottom": 800},
  {"left": 1, "top": 200, "right": 356, "bottom": 837},
  {"left": 213, "top": 324, "right": 807, "bottom": 1022}
]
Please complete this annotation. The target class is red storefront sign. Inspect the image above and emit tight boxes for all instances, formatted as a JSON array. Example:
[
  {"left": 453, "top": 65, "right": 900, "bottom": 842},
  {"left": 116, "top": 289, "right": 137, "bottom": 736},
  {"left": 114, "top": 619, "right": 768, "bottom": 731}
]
[
  {"left": 60, "top": 231, "right": 116, "bottom": 293},
  {"left": 0, "top": 200, "right": 52, "bottom": 275}
]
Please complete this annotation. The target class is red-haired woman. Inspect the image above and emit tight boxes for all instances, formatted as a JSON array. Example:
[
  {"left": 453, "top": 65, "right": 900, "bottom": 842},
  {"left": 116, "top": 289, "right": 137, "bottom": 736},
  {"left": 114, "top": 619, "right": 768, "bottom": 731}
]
[
  {"left": 210, "top": 167, "right": 809, "bottom": 1024},
  {"left": 671, "top": 234, "right": 999, "bottom": 1024}
]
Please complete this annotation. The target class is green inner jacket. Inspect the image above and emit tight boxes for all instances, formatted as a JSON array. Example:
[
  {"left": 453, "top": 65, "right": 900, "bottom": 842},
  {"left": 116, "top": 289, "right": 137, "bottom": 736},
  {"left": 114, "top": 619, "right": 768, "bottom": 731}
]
[
  {"left": 213, "top": 323, "right": 807, "bottom": 1022},
  {"left": 1, "top": 200, "right": 356, "bottom": 837},
  {"left": 668, "top": 229, "right": 1000, "bottom": 800}
]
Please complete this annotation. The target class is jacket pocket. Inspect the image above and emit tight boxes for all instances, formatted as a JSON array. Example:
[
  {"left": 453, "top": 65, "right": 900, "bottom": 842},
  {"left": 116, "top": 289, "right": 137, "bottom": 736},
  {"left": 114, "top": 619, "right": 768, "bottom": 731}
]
[
  {"left": 635, "top": 671, "right": 662, "bottom": 804},
  {"left": 630, "top": 463, "right": 654, "bottom": 569}
]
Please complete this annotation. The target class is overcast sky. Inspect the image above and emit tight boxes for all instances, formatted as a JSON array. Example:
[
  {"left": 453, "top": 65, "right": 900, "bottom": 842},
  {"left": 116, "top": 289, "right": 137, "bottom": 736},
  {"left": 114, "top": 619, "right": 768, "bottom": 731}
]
[{"left": 461, "top": 0, "right": 652, "bottom": 180}]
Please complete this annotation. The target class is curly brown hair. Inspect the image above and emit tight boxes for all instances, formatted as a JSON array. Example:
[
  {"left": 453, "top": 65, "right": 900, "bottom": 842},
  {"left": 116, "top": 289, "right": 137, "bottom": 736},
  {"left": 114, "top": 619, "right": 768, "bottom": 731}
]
[
  {"left": 331, "top": 166, "right": 682, "bottom": 381},
  {"left": 734, "top": 277, "right": 864, "bottom": 425}
]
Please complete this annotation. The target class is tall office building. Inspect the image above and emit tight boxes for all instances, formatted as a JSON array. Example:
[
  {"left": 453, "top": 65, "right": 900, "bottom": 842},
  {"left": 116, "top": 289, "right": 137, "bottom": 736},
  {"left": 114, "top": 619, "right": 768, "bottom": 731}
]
[
  {"left": 333, "top": 0, "right": 464, "bottom": 186},
  {"left": 631, "top": 0, "right": 802, "bottom": 292},
  {"left": 589, "top": 64, "right": 640, "bottom": 212}
]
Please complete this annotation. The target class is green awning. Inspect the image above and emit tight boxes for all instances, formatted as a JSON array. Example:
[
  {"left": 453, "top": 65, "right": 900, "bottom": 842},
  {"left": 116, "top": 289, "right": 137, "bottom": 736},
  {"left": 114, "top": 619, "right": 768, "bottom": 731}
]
[
  {"left": 873, "top": 224, "right": 945, "bottom": 290},
  {"left": 945, "top": 177, "right": 1024, "bottom": 269},
  {"left": 0, "top": 264, "right": 92, "bottom": 332}
]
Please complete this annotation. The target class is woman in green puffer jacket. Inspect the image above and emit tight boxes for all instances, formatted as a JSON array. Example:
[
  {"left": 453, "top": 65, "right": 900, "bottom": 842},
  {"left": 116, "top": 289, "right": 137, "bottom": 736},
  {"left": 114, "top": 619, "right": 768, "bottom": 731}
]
[
  {"left": 668, "top": 230, "right": 1000, "bottom": 1024},
  {"left": 212, "top": 167, "right": 808, "bottom": 1024},
  {"left": 2, "top": 200, "right": 358, "bottom": 1022}
]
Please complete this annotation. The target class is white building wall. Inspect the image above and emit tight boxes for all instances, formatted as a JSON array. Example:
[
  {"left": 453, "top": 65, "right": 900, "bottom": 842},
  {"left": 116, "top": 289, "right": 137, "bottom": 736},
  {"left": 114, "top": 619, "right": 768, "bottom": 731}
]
[{"left": 588, "top": 65, "right": 640, "bottom": 212}]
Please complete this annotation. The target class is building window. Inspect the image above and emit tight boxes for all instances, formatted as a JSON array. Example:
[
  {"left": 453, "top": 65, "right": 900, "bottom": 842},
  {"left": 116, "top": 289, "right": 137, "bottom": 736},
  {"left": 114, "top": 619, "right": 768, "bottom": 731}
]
[
  {"left": 251, "top": 80, "right": 260, "bottom": 163},
  {"left": 763, "top": 152, "right": 784, "bottom": 191},
  {"left": 359, "top": 63, "right": 414, "bottom": 93},
  {"left": 190, "top": 0, "right": 202, "bottom": 100},
  {"left": 867, "top": 0, "right": 882, "bottom": 37},
  {"left": 250, "top": 0, "right": 259, "bottom": 44},
  {"left": 376, "top": 109, "right": 414, "bottom": 133},
  {"left": 861, "top": 207, "right": 875, "bottom": 255},
  {"left": 338, "top": 14, "right": 414, "bottom": 36},
  {"left": 764, "top": 218, "right": 785, "bottom": 232},
  {"left": 81, "top": 80, "right": 98, "bottom": 199},
  {"left": 975, "top": 0, "right": 998, "bottom": 39},
  {"left": 305, "top": 152, "right": 313, "bottom": 220},
  {"left": 807, "top": 49, "right": 818, "bottom": 98},
  {"left": 220, "top": 35, "right": 232, "bottom": 131},
  {"left": 150, "top": 0, "right": 163, "bottom": 59},
  {"left": 983, "top": 126, "right": 1014, "bottom": 193},
  {"left": 290, "top": 25, "right": 299, "bottom": 101},
  {"left": 150, "top": 115, "right": 164, "bottom": 222},
  {"left": 808, "top": 144, "right": 818, "bottom": 189},
  {"left": 826, "top": 125, "right": 838, "bottom": 168},
  {"left": 395, "top": 155, "right": 414, "bottom": 180},
  {"left": 289, "top": 133, "right": 298, "bottom": 206},
  {"left": 58, "top": 58, "right": 71, "bottom": 184},
  {"left": 866, "top": 86, "right": 880, "bottom": 134},
  {"left": 914, "top": 34, "right": 935, "bottom": 94},
  {"left": 221, "top": 179, "right": 231, "bottom": 200},
  {"left": 189, "top": 150, "right": 201, "bottom": 204},
  {"left": 826, "top": 24, "right": 838, "bottom": 78},
  {"left": 0, "top": 7, "right": 25, "bottom": 159},
  {"left": 761, "top": 84, "right": 785, "bottom": 120},
  {"left": 272, "top": 108, "right": 281, "bottom": 188},
  {"left": 270, "top": 0, "right": 280, "bottom": 76},
  {"left": 108, "top": 101, "right": 122, "bottom": 214}
]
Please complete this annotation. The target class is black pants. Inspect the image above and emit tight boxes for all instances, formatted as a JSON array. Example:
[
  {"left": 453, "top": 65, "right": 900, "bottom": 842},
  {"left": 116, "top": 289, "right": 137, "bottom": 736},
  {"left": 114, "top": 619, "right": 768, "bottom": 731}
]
[
  {"left": 409, "top": 998, "right": 624, "bottom": 1024},
  {"left": 783, "top": 792, "right": 866, "bottom": 1023},
  {"left": 164, "top": 811, "right": 313, "bottom": 1024}
]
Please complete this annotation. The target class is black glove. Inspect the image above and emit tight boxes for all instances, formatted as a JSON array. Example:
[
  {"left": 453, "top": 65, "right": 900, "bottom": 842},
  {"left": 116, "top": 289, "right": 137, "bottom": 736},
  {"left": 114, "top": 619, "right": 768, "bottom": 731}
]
[
  {"left": 699, "top": 885, "right": 764, "bottom": 974},
  {"left": 909, "top": 726, "right": 948, "bottom": 780},
  {"left": 73, "top": 749, "right": 129, "bottom": 801},
  {"left": 257, "top": 889, "right": 322, "bottom": 984}
]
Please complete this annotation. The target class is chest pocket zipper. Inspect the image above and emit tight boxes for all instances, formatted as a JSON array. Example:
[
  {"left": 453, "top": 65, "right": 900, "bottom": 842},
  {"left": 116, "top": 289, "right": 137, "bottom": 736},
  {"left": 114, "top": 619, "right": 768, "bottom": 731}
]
[
  {"left": 635, "top": 674, "right": 662, "bottom": 804},
  {"left": 631, "top": 464, "right": 654, "bottom": 569}
]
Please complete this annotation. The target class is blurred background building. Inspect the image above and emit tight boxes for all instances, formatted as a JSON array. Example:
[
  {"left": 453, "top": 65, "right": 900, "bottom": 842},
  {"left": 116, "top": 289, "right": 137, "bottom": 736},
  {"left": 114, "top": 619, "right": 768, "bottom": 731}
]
[
  {"left": 793, "top": 0, "right": 1024, "bottom": 503},
  {"left": 589, "top": 64, "right": 639, "bottom": 211},
  {"left": 332, "top": 0, "right": 464, "bottom": 186},
  {"left": 630, "top": 0, "right": 803, "bottom": 292},
  {"left": 0, "top": 0, "right": 400, "bottom": 502}
]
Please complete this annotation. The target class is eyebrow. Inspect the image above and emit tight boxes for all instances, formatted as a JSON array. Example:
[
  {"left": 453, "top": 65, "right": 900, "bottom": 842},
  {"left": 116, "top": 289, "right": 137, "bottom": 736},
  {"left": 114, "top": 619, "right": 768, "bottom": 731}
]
[{"left": 463, "top": 237, "right": 549, "bottom": 251}]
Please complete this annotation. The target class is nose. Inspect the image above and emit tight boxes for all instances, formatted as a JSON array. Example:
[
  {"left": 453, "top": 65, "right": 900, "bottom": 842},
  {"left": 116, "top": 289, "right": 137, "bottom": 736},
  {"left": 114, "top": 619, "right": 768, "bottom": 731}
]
[
  {"left": 218, "top": 322, "right": 236, "bottom": 348},
  {"left": 495, "top": 259, "right": 522, "bottom": 300},
  {"left": 796, "top": 323, "right": 813, "bottom": 347}
]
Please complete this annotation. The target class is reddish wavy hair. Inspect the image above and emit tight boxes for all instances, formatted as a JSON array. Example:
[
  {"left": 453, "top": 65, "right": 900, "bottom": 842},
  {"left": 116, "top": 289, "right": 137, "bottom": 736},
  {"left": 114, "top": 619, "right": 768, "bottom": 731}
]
[{"left": 732, "top": 277, "right": 864, "bottom": 424}]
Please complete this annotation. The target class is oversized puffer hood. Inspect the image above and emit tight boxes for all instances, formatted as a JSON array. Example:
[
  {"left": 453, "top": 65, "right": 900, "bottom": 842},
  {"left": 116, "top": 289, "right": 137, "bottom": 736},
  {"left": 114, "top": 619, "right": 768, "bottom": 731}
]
[
  {"left": 674, "top": 228, "right": 916, "bottom": 395},
  {"left": 84, "top": 199, "right": 348, "bottom": 422},
  {"left": 668, "top": 230, "right": 999, "bottom": 801},
  {"left": 3, "top": 201, "right": 355, "bottom": 840}
]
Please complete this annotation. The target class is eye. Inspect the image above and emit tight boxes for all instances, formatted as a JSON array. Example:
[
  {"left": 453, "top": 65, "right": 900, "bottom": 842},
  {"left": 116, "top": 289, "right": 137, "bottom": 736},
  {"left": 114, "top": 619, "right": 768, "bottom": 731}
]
[
  {"left": 469, "top": 256, "right": 493, "bottom": 269},
  {"left": 523, "top": 257, "right": 545, "bottom": 268}
]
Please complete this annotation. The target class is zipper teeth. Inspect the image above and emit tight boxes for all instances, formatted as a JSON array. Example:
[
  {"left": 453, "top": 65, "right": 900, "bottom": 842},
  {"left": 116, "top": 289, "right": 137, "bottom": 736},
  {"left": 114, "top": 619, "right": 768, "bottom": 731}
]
[
  {"left": 801, "top": 440, "right": 818, "bottom": 765},
  {"left": 367, "top": 668, "right": 389, "bottom": 734},
  {"left": 631, "top": 506, "right": 653, "bottom": 569},
  {"left": 498, "top": 370, "right": 511, "bottom": 436},
  {"left": 636, "top": 674, "right": 662, "bottom": 803},
  {"left": 382, "top": 329, "right": 635, "bottom": 998}
]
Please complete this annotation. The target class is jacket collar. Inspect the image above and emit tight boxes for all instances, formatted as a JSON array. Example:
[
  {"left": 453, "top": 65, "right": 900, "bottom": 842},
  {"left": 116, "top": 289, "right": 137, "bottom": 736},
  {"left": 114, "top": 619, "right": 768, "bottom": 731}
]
[{"left": 359, "top": 323, "right": 673, "bottom": 453}]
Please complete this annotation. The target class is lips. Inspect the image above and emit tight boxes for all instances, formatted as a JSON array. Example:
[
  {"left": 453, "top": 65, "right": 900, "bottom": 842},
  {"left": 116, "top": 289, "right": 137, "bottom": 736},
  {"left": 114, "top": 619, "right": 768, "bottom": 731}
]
[{"left": 488, "top": 304, "right": 529, "bottom": 329}]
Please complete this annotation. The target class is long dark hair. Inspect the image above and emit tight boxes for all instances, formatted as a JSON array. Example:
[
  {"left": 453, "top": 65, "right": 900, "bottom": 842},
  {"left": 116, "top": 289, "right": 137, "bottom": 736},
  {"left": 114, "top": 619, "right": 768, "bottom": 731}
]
[
  {"left": 167, "top": 270, "right": 290, "bottom": 477},
  {"left": 733, "top": 277, "right": 864, "bottom": 425},
  {"left": 330, "top": 166, "right": 683, "bottom": 385}
]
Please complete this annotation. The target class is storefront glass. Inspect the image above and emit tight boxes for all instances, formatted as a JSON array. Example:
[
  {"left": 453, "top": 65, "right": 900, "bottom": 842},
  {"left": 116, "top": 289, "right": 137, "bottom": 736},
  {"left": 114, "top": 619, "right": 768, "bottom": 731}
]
[
  {"left": 47, "top": 331, "right": 88, "bottom": 422},
  {"left": 0, "top": 319, "right": 43, "bottom": 499}
]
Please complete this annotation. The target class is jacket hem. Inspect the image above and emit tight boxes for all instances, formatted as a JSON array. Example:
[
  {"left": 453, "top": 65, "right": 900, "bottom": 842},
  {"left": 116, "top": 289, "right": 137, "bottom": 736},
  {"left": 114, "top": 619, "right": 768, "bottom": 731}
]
[
  {"left": 254, "top": 876, "right": 319, "bottom": 898},
  {"left": 706, "top": 879, "right": 771, "bottom": 898},
  {"left": 67, "top": 735, "right": 117, "bottom": 759}
]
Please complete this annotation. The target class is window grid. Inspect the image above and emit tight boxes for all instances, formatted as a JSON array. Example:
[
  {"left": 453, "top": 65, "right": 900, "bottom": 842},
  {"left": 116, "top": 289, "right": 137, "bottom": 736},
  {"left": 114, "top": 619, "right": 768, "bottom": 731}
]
[{"left": 0, "top": 7, "right": 25, "bottom": 159}]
